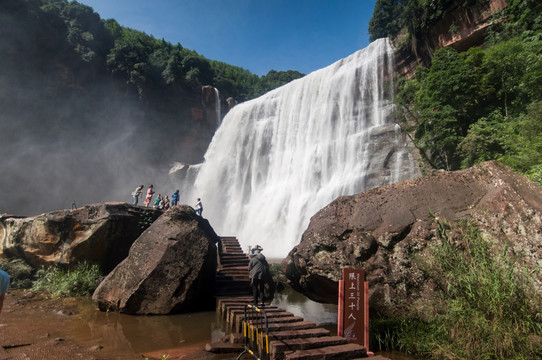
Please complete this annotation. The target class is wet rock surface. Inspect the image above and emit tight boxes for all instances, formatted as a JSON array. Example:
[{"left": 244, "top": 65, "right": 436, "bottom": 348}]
[
  {"left": 283, "top": 161, "right": 542, "bottom": 317},
  {"left": 1, "top": 203, "right": 162, "bottom": 273},
  {"left": 92, "top": 205, "right": 219, "bottom": 314}
]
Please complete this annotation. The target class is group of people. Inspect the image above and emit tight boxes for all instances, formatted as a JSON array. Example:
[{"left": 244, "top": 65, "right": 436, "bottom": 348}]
[{"left": 131, "top": 185, "right": 203, "bottom": 216}]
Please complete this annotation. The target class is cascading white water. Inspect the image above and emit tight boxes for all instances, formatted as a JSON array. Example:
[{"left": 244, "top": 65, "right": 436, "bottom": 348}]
[
  {"left": 184, "top": 38, "right": 419, "bottom": 258},
  {"left": 214, "top": 87, "right": 221, "bottom": 126}
]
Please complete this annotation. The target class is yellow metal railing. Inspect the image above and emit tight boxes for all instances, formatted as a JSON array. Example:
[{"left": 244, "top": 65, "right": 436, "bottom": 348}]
[{"left": 236, "top": 304, "right": 270, "bottom": 360}]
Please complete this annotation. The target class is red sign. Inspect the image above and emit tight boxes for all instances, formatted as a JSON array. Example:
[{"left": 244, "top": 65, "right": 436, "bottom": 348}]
[{"left": 338, "top": 268, "right": 369, "bottom": 350}]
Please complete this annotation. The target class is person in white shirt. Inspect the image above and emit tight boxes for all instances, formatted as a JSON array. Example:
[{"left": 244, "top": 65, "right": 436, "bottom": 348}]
[{"left": 195, "top": 198, "right": 203, "bottom": 216}]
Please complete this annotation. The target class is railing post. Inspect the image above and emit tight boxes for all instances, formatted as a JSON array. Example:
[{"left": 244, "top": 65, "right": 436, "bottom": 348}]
[{"left": 237, "top": 304, "right": 270, "bottom": 360}]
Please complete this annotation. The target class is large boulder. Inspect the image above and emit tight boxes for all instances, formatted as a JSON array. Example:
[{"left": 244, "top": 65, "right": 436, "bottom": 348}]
[
  {"left": 0, "top": 203, "right": 162, "bottom": 273},
  {"left": 92, "top": 205, "right": 218, "bottom": 314},
  {"left": 283, "top": 161, "right": 542, "bottom": 317}
]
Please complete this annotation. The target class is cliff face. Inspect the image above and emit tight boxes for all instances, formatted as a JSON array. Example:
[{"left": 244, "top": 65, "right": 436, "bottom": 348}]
[{"left": 395, "top": 0, "right": 508, "bottom": 77}]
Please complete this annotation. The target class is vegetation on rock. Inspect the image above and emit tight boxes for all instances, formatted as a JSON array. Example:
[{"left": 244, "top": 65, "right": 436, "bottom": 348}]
[{"left": 372, "top": 218, "right": 542, "bottom": 359}]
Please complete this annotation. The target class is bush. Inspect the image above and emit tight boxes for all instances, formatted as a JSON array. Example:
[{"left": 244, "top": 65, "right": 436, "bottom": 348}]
[
  {"left": 32, "top": 262, "right": 102, "bottom": 297},
  {"left": 405, "top": 219, "right": 542, "bottom": 359},
  {"left": 0, "top": 259, "right": 35, "bottom": 289}
]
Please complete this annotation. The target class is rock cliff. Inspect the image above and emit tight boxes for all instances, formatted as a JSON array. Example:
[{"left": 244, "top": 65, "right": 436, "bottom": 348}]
[
  {"left": 282, "top": 161, "right": 542, "bottom": 317},
  {"left": 0, "top": 203, "right": 162, "bottom": 273},
  {"left": 394, "top": 0, "right": 508, "bottom": 77}
]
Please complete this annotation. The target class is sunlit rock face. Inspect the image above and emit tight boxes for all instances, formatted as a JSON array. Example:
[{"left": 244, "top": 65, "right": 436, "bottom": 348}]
[
  {"left": 394, "top": 0, "right": 508, "bottom": 77},
  {"left": 0, "top": 203, "right": 162, "bottom": 273},
  {"left": 92, "top": 206, "right": 218, "bottom": 315},
  {"left": 178, "top": 39, "right": 420, "bottom": 258},
  {"left": 283, "top": 161, "right": 542, "bottom": 317}
]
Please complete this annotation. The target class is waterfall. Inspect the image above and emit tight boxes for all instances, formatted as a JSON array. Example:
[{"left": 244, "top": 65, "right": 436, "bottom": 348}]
[
  {"left": 214, "top": 87, "right": 221, "bottom": 126},
  {"left": 182, "top": 38, "right": 419, "bottom": 258}
]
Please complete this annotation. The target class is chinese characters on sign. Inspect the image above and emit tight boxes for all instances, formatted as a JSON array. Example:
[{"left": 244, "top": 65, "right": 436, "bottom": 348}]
[{"left": 338, "top": 268, "right": 368, "bottom": 349}]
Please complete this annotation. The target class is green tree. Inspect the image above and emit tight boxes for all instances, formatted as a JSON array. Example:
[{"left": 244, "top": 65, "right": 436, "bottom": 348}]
[
  {"left": 400, "top": 47, "right": 479, "bottom": 169},
  {"left": 182, "top": 54, "right": 214, "bottom": 86},
  {"left": 458, "top": 111, "right": 507, "bottom": 168},
  {"left": 499, "top": 101, "right": 542, "bottom": 173},
  {"left": 481, "top": 39, "right": 525, "bottom": 118},
  {"left": 161, "top": 48, "right": 185, "bottom": 85},
  {"left": 369, "top": 0, "right": 404, "bottom": 41},
  {"left": 106, "top": 28, "right": 154, "bottom": 95}
]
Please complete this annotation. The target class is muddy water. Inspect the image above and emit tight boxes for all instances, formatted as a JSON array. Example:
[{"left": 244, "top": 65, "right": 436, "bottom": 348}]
[
  {"left": 61, "top": 289, "right": 419, "bottom": 360},
  {"left": 65, "top": 297, "right": 223, "bottom": 357}
]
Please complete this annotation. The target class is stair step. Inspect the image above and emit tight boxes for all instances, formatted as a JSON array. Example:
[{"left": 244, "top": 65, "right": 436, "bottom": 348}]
[
  {"left": 268, "top": 328, "right": 331, "bottom": 341},
  {"left": 283, "top": 343, "right": 366, "bottom": 360},
  {"left": 216, "top": 275, "right": 249, "bottom": 282},
  {"left": 270, "top": 336, "right": 349, "bottom": 360},
  {"left": 235, "top": 312, "right": 298, "bottom": 332},
  {"left": 266, "top": 321, "right": 317, "bottom": 332},
  {"left": 231, "top": 307, "right": 286, "bottom": 323},
  {"left": 216, "top": 273, "right": 249, "bottom": 278},
  {"left": 216, "top": 278, "right": 248, "bottom": 282},
  {"left": 221, "top": 253, "right": 248, "bottom": 258},
  {"left": 250, "top": 316, "right": 304, "bottom": 326},
  {"left": 204, "top": 341, "right": 243, "bottom": 354}
]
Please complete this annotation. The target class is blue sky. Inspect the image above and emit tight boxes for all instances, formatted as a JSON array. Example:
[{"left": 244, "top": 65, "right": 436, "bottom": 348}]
[{"left": 79, "top": 0, "right": 378, "bottom": 76}]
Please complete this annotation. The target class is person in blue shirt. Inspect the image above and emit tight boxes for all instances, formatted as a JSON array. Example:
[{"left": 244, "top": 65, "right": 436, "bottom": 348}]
[
  {"left": 0, "top": 269, "right": 9, "bottom": 315},
  {"left": 172, "top": 190, "right": 180, "bottom": 206}
]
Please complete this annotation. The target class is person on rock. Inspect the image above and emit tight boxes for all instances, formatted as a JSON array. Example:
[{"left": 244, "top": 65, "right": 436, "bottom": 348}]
[
  {"left": 144, "top": 185, "right": 155, "bottom": 207},
  {"left": 158, "top": 194, "right": 165, "bottom": 210},
  {"left": 153, "top": 194, "right": 161, "bottom": 208},
  {"left": 0, "top": 269, "right": 9, "bottom": 316},
  {"left": 194, "top": 198, "right": 203, "bottom": 216},
  {"left": 248, "top": 246, "right": 269, "bottom": 307},
  {"left": 163, "top": 195, "right": 171, "bottom": 210},
  {"left": 171, "top": 190, "right": 180, "bottom": 206},
  {"left": 131, "top": 185, "right": 144, "bottom": 205}
]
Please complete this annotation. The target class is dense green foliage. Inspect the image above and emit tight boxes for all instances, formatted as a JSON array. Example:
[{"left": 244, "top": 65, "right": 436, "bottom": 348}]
[
  {"left": 372, "top": 219, "right": 542, "bottom": 359},
  {"left": 393, "top": 1, "right": 542, "bottom": 181},
  {"left": 3, "top": 0, "right": 303, "bottom": 102},
  {"left": 32, "top": 262, "right": 102, "bottom": 297}
]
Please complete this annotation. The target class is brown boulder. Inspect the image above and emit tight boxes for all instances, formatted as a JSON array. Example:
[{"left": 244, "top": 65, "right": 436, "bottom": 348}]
[
  {"left": 282, "top": 161, "right": 542, "bottom": 317},
  {"left": 0, "top": 203, "right": 162, "bottom": 273},
  {"left": 92, "top": 205, "right": 218, "bottom": 314}
]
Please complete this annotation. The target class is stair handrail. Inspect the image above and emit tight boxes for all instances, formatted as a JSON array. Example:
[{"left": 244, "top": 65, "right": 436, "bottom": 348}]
[{"left": 236, "top": 304, "right": 270, "bottom": 360}]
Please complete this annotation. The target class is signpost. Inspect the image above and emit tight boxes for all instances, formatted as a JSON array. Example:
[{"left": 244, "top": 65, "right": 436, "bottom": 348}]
[{"left": 338, "top": 268, "right": 370, "bottom": 353}]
